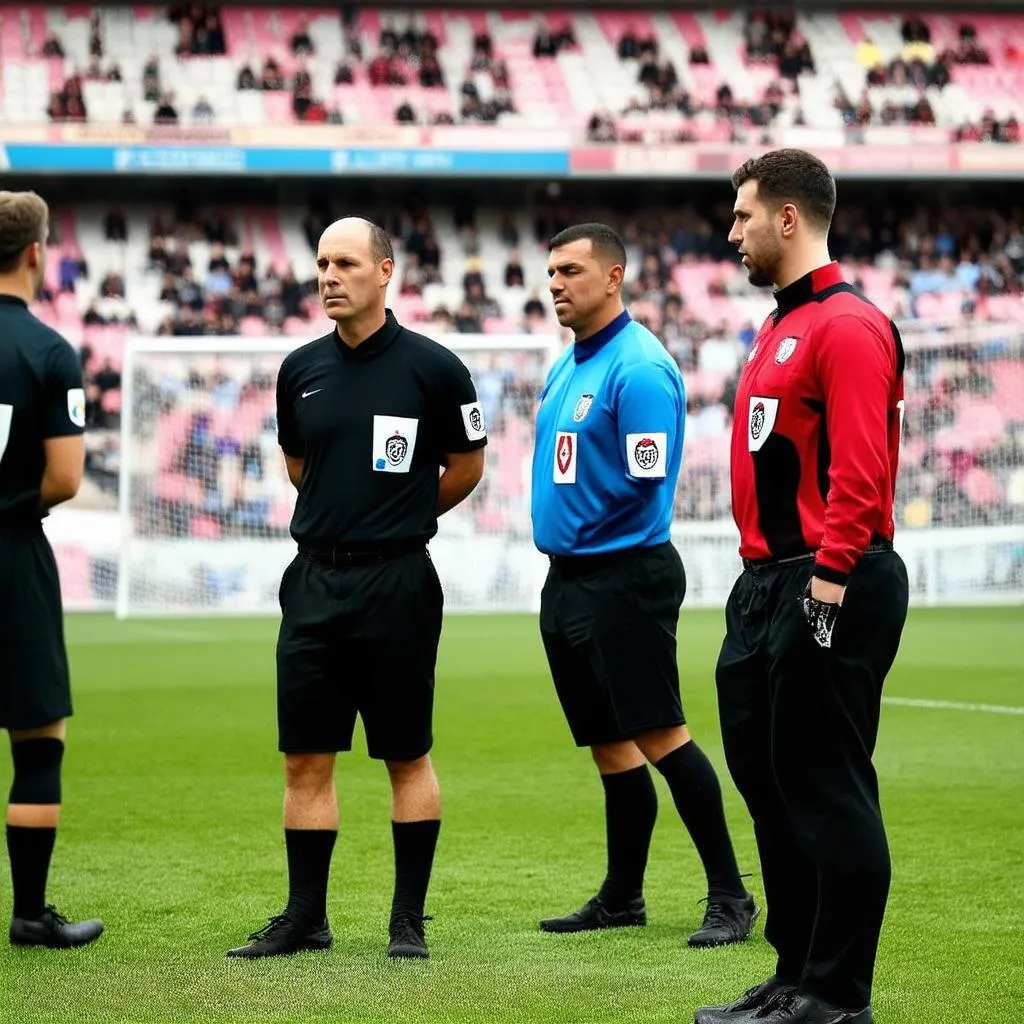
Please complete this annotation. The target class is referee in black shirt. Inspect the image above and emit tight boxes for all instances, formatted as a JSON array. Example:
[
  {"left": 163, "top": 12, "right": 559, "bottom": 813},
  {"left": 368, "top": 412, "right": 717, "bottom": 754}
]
[
  {"left": 0, "top": 191, "right": 103, "bottom": 949},
  {"left": 228, "top": 218, "right": 486, "bottom": 961}
]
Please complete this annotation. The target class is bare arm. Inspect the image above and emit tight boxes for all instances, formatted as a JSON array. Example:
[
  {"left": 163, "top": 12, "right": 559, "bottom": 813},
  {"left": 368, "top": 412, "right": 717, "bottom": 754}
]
[
  {"left": 283, "top": 453, "right": 305, "bottom": 490},
  {"left": 438, "top": 448, "right": 484, "bottom": 515},
  {"left": 41, "top": 435, "right": 85, "bottom": 508}
]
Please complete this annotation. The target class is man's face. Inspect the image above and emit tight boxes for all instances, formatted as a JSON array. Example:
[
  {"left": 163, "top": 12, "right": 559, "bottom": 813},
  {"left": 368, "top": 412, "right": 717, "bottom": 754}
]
[
  {"left": 316, "top": 222, "right": 390, "bottom": 323},
  {"left": 729, "top": 180, "right": 784, "bottom": 289},
  {"left": 547, "top": 238, "right": 618, "bottom": 333}
]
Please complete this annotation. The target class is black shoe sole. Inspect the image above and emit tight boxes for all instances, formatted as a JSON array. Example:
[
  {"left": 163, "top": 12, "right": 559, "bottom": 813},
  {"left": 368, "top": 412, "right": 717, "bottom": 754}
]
[
  {"left": 539, "top": 913, "right": 647, "bottom": 934},
  {"left": 687, "top": 905, "right": 761, "bottom": 949},
  {"left": 226, "top": 935, "right": 332, "bottom": 959},
  {"left": 387, "top": 943, "right": 429, "bottom": 959},
  {"left": 9, "top": 924, "right": 104, "bottom": 949}
]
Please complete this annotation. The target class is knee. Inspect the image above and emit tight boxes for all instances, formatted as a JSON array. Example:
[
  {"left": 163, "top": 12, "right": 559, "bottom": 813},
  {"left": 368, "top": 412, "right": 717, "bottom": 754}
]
[
  {"left": 385, "top": 753, "right": 433, "bottom": 783},
  {"left": 284, "top": 754, "right": 333, "bottom": 791},
  {"left": 9, "top": 738, "right": 65, "bottom": 804},
  {"left": 591, "top": 742, "right": 645, "bottom": 774}
]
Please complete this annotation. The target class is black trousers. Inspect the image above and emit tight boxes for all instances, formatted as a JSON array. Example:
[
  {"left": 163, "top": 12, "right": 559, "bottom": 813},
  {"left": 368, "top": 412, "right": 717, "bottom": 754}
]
[{"left": 715, "top": 549, "right": 909, "bottom": 1009}]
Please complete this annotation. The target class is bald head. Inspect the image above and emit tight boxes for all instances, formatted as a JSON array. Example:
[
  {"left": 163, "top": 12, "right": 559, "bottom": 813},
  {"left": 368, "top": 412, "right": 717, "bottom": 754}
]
[
  {"left": 318, "top": 217, "right": 394, "bottom": 266},
  {"left": 315, "top": 217, "right": 395, "bottom": 341}
]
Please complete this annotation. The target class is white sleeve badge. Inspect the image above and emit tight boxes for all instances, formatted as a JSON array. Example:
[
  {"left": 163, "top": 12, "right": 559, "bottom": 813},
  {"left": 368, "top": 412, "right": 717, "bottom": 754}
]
[
  {"left": 461, "top": 401, "right": 487, "bottom": 442},
  {"left": 625, "top": 432, "right": 667, "bottom": 478},
  {"left": 67, "top": 388, "right": 86, "bottom": 428}
]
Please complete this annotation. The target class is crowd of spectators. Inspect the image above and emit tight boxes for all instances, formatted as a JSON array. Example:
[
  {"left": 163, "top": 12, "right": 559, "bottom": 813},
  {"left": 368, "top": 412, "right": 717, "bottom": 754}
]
[
  {"left": 34, "top": 190, "right": 1022, "bottom": 530},
  {"left": 25, "top": 6, "right": 1023, "bottom": 142}
]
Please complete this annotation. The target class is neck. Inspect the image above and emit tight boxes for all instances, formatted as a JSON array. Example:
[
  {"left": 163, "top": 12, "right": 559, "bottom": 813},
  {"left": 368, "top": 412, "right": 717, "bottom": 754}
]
[
  {"left": 335, "top": 307, "right": 387, "bottom": 348},
  {"left": 574, "top": 302, "right": 626, "bottom": 343},
  {"left": 0, "top": 274, "right": 35, "bottom": 305},
  {"left": 774, "top": 242, "right": 833, "bottom": 291}
]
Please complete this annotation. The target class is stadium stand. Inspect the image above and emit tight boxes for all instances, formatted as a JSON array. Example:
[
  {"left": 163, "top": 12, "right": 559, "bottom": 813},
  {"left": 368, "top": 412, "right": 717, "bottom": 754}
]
[
  {"left": 0, "top": 5, "right": 1020, "bottom": 135},
  {"left": 1, "top": 5, "right": 1022, "bottom": 603}
]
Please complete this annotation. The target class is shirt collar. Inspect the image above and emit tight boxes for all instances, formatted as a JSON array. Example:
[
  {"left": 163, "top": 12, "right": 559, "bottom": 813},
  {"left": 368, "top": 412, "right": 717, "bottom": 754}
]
[
  {"left": 573, "top": 308, "right": 631, "bottom": 363},
  {"left": 773, "top": 261, "right": 844, "bottom": 319},
  {"left": 334, "top": 308, "right": 402, "bottom": 361},
  {"left": 0, "top": 294, "right": 28, "bottom": 309}
]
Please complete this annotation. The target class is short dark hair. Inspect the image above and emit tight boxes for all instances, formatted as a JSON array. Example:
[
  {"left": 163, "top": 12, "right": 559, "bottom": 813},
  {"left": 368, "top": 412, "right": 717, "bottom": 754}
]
[
  {"left": 367, "top": 221, "right": 395, "bottom": 265},
  {"left": 0, "top": 190, "right": 49, "bottom": 274},
  {"left": 731, "top": 149, "right": 836, "bottom": 233},
  {"left": 549, "top": 222, "right": 627, "bottom": 271}
]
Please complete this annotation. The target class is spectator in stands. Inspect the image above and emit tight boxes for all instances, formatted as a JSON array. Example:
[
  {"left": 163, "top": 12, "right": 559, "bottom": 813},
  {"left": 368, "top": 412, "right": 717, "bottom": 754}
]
[
  {"left": 261, "top": 57, "right": 285, "bottom": 90},
  {"left": 420, "top": 55, "right": 444, "bottom": 88},
  {"left": 395, "top": 100, "right": 416, "bottom": 124},
  {"left": 617, "top": 30, "right": 640, "bottom": 60},
  {"left": 533, "top": 25, "right": 558, "bottom": 59},
  {"left": 291, "top": 18, "right": 314, "bottom": 55},
  {"left": 334, "top": 61, "right": 354, "bottom": 85},
  {"left": 104, "top": 209, "right": 127, "bottom": 243},
  {"left": 505, "top": 251, "right": 524, "bottom": 288},
  {"left": 88, "top": 11, "right": 103, "bottom": 58},
  {"left": 454, "top": 301, "right": 483, "bottom": 333},
  {"left": 154, "top": 94, "right": 179, "bottom": 125},
  {"left": 99, "top": 272, "right": 125, "bottom": 300},
  {"left": 236, "top": 63, "right": 257, "bottom": 89},
  {"left": 142, "top": 56, "right": 161, "bottom": 102},
  {"left": 59, "top": 249, "right": 87, "bottom": 293},
  {"left": 192, "top": 96, "right": 215, "bottom": 124},
  {"left": 40, "top": 33, "right": 64, "bottom": 58}
]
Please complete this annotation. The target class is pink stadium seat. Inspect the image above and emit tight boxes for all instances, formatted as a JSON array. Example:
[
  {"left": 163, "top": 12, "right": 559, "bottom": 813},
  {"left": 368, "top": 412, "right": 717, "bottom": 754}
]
[
  {"left": 670, "top": 12, "right": 708, "bottom": 51},
  {"left": 100, "top": 388, "right": 121, "bottom": 414},
  {"left": 270, "top": 497, "right": 294, "bottom": 529},
  {"left": 239, "top": 316, "right": 269, "bottom": 336},
  {"left": 190, "top": 515, "right": 222, "bottom": 538},
  {"left": 154, "top": 473, "right": 204, "bottom": 504},
  {"left": 283, "top": 316, "right": 310, "bottom": 337}
]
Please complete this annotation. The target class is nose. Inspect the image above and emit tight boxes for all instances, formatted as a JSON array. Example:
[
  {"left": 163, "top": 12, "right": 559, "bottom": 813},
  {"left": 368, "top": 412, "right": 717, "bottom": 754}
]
[{"left": 728, "top": 223, "right": 743, "bottom": 246}]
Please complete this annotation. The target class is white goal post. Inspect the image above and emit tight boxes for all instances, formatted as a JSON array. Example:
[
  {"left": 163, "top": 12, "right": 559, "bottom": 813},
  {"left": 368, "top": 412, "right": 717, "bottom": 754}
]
[
  {"left": 111, "top": 323, "right": 1024, "bottom": 617},
  {"left": 114, "top": 333, "right": 562, "bottom": 618}
]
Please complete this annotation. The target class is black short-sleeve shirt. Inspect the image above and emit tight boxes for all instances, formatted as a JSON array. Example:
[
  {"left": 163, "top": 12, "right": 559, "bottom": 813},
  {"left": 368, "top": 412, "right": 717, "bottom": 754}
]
[
  {"left": 276, "top": 310, "right": 487, "bottom": 547},
  {"left": 0, "top": 295, "right": 85, "bottom": 523}
]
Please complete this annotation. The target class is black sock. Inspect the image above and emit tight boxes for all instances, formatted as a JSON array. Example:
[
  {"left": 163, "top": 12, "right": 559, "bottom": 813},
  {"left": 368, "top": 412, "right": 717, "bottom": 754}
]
[
  {"left": 391, "top": 819, "right": 440, "bottom": 922},
  {"left": 654, "top": 742, "right": 746, "bottom": 898},
  {"left": 6, "top": 825, "right": 57, "bottom": 920},
  {"left": 597, "top": 765, "right": 658, "bottom": 907},
  {"left": 284, "top": 828, "right": 337, "bottom": 925}
]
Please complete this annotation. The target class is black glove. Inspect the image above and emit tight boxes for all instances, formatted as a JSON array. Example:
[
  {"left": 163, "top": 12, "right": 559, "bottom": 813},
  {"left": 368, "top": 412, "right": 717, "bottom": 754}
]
[{"left": 800, "top": 578, "right": 840, "bottom": 649}]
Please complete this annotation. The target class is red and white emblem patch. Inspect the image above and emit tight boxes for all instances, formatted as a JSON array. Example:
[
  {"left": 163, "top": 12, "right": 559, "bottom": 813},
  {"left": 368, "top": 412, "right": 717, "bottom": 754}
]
[{"left": 554, "top": 431, "right": 577, "bottom": 484}]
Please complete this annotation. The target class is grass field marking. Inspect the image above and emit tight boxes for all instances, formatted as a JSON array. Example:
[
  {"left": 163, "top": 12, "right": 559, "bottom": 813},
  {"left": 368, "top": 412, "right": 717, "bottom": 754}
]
[{"left": 883, "top": 696, "right": 1024, "bottom": 716}]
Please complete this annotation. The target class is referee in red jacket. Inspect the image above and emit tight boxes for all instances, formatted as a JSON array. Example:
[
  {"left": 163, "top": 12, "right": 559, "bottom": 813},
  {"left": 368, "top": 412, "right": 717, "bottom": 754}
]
[{"left": 694, "top": 150, "right": 909, "bottom": 1024}]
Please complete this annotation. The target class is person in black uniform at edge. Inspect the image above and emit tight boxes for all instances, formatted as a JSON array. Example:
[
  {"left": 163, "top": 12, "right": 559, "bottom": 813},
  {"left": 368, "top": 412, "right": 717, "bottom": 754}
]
[
  {"left": 694, "top": 149, "right": 909, "bottom": 1024},
  {"left": 0, "top": 191, "right": 104, "bottom": 949},
  {"left": 228, "top": 218, "right": 486, "bottom": 961}
]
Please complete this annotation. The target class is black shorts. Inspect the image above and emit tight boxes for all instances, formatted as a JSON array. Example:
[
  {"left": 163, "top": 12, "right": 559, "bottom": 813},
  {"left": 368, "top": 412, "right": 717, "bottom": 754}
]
[
  {"left": 0, "top": 526, "right": 73, "bottom": 731},
  {"left": 276, "top": 547, "right": 444, "bottom": 760},
  {"left": 539, "top": 541, "right": 687, "bottom": 747}
]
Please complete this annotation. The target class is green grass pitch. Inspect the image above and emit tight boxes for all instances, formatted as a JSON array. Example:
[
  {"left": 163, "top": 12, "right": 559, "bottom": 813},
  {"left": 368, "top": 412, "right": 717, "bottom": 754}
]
[{"left": 0, "top": 607, "right": 1021, "bottom": 1023}]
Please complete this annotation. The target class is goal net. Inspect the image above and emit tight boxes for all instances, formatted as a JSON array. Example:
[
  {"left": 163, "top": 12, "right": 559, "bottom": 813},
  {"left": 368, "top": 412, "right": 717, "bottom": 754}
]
[
  {"left": 115, "top": 334, "right": 559, "bottom": 617},
  {"left": 113, "top": 322, "right": 1024, "bottom": 617}
]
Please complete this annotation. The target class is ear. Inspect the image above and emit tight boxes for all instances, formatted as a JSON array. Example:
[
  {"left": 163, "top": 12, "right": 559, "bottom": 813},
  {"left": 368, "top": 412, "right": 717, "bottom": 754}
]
[
  {"left": 607, "top": 263, "right": 625, "bottom": 292},
  {"left": 380, "top": 257, "right": 395, "bottom": 286},
  {"left": 779, "top": 203, "right": 799, "bottom": 239},
  {"left": 25, "top": 241, "right": 43, "bottom": 269}
]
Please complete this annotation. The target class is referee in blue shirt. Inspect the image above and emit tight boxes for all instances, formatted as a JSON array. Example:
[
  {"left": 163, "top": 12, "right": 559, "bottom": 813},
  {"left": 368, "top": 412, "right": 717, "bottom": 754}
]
[{"left": 532, "top": 223, "right": 756, "bottom": 947}]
